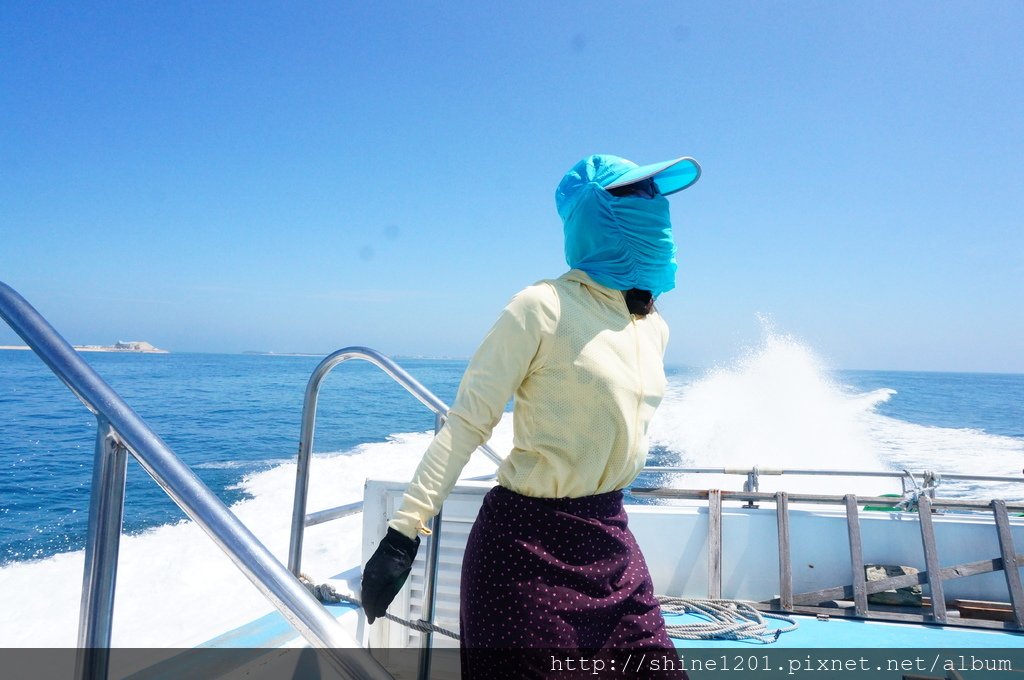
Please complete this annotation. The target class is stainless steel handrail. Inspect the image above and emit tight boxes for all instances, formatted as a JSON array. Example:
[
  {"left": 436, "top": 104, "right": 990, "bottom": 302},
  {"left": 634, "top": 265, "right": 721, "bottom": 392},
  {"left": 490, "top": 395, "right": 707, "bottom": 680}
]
[
  {"left": 0, "top": 282, "right": 392, "bottom": 680},
  {"left": 287, "top": 345, "right": 502, "bottom": 576},
  {"left": 641, "top": 466, "right": 1023, "bottom": 509},
  {"left": 287, "top": 347, "right": 506, "bottom": 680},
  {"left": 631, "top": 487, "right": 1024, "bottom": 511},
  {"left": 643, "top": 466, "right": 1024, "bottom": 483}
]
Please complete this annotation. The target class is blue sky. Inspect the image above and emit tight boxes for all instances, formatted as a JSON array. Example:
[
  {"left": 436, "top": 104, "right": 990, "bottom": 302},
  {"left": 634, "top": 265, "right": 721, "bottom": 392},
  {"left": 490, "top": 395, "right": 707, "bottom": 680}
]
[{"left": 2, "top": 2, "right": 1022, "bottom": 372}]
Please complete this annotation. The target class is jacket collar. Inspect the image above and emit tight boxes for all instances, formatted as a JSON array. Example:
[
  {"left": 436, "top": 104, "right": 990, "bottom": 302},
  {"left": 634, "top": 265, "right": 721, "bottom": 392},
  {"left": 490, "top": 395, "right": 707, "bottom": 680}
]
[{"left": 559, "top": 269, "right": 628, "bottom": 310}]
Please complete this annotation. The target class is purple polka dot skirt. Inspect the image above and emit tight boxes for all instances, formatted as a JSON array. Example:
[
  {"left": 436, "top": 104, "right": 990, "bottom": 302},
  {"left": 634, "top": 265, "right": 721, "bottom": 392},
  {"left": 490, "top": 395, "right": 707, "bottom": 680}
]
[{"left": 459, "top": 486, "right": 686, "bottom": 679}]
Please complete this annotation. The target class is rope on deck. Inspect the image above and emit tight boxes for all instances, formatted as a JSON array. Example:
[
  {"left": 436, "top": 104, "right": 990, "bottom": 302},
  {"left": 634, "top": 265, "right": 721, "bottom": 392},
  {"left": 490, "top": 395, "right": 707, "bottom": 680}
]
[
  {"left": 657, "top": 596, "right": 799, "bottom": 643},
  {"left": 300, "top": 575, "right": 798, "bottom": 644}
]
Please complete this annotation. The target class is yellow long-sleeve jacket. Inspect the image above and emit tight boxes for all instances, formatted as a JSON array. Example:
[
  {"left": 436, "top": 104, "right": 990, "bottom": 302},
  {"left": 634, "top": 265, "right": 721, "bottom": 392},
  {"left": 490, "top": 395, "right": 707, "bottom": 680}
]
[{"left": 389, "top": 269, "right": 669, "bottom": 539}]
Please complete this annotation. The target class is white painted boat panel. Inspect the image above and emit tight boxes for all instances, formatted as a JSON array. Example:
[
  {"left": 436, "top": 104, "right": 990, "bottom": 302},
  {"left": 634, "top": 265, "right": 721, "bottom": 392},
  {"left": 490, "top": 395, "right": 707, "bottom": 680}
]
[{"left": 363, "top": 479, "right": 1024, "bottom": 649}]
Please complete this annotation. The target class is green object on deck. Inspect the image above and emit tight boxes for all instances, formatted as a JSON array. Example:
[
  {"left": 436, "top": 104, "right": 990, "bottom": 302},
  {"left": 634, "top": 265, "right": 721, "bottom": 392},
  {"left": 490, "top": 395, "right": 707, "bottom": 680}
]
[{"left": 864, "top": 493, "right": 903, "bottom": 512}]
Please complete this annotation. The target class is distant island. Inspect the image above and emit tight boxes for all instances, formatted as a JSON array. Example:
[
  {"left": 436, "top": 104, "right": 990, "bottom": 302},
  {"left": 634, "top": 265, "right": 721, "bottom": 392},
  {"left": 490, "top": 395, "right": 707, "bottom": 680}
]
[{"left": 0, "top": 340, "right": 168, "bottom": 354}]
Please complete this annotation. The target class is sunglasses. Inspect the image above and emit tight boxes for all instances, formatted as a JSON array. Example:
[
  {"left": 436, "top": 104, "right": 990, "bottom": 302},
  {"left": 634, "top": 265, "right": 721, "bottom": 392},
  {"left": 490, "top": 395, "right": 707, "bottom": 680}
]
[{"left": 606, "top": 177, "right": 660, "bottom": 199}]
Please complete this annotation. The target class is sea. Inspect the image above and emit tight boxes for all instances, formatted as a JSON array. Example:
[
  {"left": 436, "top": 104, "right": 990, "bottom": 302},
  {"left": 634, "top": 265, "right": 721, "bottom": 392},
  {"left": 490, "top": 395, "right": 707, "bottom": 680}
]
[{"left": 1, "top": 333, "right": 1022, "bottom": 646}]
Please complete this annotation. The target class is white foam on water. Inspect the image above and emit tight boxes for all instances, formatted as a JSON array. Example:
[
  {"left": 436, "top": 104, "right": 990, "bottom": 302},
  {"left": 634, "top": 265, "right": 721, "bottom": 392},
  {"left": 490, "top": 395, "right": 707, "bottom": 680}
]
[
  {"left": 649, "top": 331, "right": 893, "bottom": 497},
  {"left": 862, "top": 413, "right": 1024, "bottom": 500},
  {"left": 0, "top": 421, "right": 510, "bottom": 647},
  {"left": 647, "top": 330, "right": 1024, "bottom": 500}
]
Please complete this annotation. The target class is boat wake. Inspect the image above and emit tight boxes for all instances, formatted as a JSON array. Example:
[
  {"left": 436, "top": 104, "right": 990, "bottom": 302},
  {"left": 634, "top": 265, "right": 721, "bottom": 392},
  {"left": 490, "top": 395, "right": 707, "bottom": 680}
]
[
  {"left": 0, "top": 428, "right": 505, "bottom": 647},
  {"left": 651, "top": 331, "right": 1023, "bottom": 498},
  {"left": 1, "top": 331, "right": 1020, "bottom": 646}
]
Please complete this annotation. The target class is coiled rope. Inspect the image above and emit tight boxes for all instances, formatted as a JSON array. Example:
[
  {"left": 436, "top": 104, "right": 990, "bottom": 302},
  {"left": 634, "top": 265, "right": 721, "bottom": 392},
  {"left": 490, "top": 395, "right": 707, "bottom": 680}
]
[
  {"left": 656, "top": 596, "right": 798, "bottom": 644},
  {"left": 300, "top": 576, "right": 797, "bottom": 644}
]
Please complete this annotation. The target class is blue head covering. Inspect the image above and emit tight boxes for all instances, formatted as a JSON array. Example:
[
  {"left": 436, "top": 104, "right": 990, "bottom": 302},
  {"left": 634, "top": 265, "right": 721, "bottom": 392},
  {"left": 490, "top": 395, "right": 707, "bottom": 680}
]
[{"left": 555, "top": 154, "right": 700, "bottom": 298}]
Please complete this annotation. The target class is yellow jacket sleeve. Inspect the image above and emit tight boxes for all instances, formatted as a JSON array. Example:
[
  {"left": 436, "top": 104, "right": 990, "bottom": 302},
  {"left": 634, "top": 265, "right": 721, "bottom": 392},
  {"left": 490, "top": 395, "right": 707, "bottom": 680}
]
[{"left": 388, "top": 283, "right": 558, "bottom": 539}]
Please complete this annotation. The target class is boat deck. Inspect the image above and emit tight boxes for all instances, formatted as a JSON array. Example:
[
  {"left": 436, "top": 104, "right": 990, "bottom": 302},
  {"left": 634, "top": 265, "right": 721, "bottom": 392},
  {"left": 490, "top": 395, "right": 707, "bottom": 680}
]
[
  {"left": 200, "top": 600, "right": 1024, "bottom": 650},
  {"left": 114, "top": 602, "right": 1016, "bottom": 679},
  {"left": 662, "top": 610, "right": 1024, "bottom": 648}
]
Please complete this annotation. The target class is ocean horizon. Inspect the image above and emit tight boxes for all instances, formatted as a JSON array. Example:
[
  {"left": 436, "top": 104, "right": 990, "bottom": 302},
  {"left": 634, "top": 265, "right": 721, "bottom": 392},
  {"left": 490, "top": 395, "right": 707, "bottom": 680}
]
[
  {"left": 8, "top": 343, "right": 1024, "bottom": 379},
  {"left": 3, "top": 337, "right": 1023, "bottom": 565}
]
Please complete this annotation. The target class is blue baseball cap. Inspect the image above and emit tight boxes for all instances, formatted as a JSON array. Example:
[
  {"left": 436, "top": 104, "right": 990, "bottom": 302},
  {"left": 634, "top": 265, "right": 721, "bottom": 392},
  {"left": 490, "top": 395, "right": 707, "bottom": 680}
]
[
  {"left": 603, "top": 155, "right": 701, "bottom": 195},
  {"left": 556, "top": 154, "right": 701, "bottom": 221}
]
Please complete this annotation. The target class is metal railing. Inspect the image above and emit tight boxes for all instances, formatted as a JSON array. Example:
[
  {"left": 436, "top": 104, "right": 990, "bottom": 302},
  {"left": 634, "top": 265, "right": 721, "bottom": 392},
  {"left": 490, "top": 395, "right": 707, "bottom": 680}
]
[
  {"left": 642, "top": 466, "right": 1024, "bottom": 485},
  {"left": 640, "top": 466, "right": 1024, "bottom": 509},
  {"left": 286, "top": 347, "right": 503, "bottom": 680},
  {"left": 0, "top": 282, "right": 393, "bottom": 680},
  {"left": 287, "top": 346, "right": 503, "bottom": 576}
]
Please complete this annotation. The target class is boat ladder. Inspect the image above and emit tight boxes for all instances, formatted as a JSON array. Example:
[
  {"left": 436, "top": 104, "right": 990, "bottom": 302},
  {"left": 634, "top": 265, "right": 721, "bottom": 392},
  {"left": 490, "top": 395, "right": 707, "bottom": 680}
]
[{"left": 634, "top": 471, "right": 1024, "bottom": 630}]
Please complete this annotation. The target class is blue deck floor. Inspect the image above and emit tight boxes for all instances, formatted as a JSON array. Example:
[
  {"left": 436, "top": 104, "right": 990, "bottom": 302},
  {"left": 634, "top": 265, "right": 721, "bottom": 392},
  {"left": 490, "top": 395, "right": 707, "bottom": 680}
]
[
  {"left": 664, "top": 610, "right": 1024, "bottom": 648},
  {"left": 204, "top": 601, "right": 1024, "bottom": 649},
  {"left": 199, "top": 601, "right": 359, "bottom": 648}
]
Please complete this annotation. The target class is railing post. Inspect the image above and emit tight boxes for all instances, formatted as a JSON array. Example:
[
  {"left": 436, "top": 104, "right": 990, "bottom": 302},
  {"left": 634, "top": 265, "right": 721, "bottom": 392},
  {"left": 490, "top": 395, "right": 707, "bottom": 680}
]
[
  {"left": 708, "top": 489, "right": 723, "bottom": 599},
  {"left": 75, "top": 417, "right": 128, "bottom": 680},
  {"left": 288, "top": 363, "right": 325, "bottom": 577},
  {"left": 742, "top": 467, "right": 759, "bottom": 509},
  {"left": 775, "top": 492, "right": 793, "bottom": 611},
  {"left": 845, "top": 495, "right": 868, "bottom": 617},
  {"left": 992, "top": 499, "right": 1024, "bottom": 627},
  {"left": 417, "top": 414, "right": 446, "bottom": 680},
  {"left": 917, "top": 495, "right": 947, "bottom": 623},
  {"left": 288, "top": 430, "right": 315, "bottom": 576}
]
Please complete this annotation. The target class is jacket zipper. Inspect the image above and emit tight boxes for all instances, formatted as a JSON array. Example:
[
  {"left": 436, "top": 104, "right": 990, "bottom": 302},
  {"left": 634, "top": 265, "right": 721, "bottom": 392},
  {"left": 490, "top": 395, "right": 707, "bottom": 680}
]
[
  {"left": 630, "top": 315, "right": 644, "bottom": 466},
  {"left": 615, "top": 286, "right": 644, "bottom": 470},
  {"left": 608, "top": 283, "right": 647, "bottom": 477}
]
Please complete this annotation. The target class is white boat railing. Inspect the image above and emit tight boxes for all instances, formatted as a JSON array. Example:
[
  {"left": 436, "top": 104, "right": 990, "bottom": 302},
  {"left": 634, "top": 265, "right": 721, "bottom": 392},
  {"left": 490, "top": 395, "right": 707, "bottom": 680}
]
[
  {"left": 0, "top": 282, "right": 394, "bottom": 680},
  {"left": 644, "top": 465, "right": 1024, "bottom": 486},
  {"left": 642, "top": 465, "right": 1024, "bottom": 509}
]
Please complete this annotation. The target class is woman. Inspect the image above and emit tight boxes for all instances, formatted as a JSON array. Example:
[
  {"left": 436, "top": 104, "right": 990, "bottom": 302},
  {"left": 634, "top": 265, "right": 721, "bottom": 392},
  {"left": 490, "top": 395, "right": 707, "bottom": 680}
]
[{"left": 361, "top": 153, "right": 701, "bottom": 678}]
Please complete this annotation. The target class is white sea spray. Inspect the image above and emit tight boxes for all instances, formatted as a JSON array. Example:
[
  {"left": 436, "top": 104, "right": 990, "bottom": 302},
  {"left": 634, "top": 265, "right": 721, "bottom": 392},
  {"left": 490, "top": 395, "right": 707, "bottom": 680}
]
[
  {"left": 0, "top": 423, "right": 509, "bottom": 647},
  {"left": 648, "top": 331, "right": 1023, "bottom": 499}
]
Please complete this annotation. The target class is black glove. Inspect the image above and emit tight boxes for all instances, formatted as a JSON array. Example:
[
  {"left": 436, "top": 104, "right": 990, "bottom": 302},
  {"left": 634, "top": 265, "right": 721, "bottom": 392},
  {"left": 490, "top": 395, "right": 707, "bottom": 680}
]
[{"left": 361, "top": 527, "right": 420, "bottom": 624}]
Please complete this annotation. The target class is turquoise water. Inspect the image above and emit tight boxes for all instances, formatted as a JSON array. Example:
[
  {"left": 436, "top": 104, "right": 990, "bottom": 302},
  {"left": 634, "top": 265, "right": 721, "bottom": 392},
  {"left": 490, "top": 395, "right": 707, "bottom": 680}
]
[{"left": 1, "top": 349, "right": 1022, "bottom": 565}]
